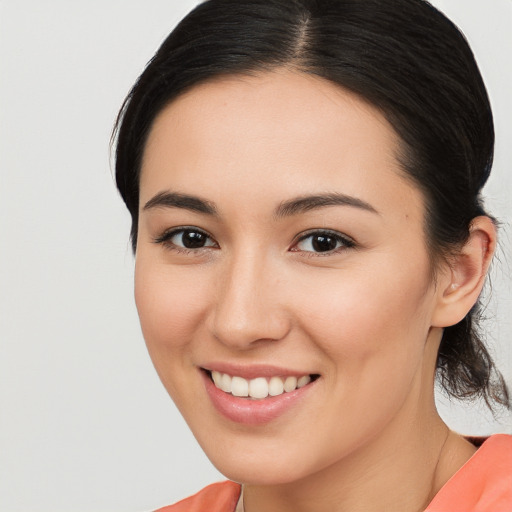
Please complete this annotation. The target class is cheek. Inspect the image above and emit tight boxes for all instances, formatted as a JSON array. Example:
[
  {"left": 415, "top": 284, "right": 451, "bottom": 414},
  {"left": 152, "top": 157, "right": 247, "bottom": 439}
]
[
  {"left": 134, "top": 259, "right": 211, "bottom": 356},
  {"left": 291, "top": 258, "right": 434, "bottom": 380},
  {"left": 284, "top": 263, "right": 436, "bottom": 448}
]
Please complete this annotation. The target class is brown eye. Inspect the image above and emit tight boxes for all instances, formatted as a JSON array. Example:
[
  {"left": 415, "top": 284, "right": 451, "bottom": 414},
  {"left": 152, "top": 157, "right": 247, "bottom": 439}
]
[
  {"left": 294, "top": 230, "right": 355, "bottom": 254},
  {"left": 179, "top": 230, "right": 210, "bottom": 248},
  {"left": 311, "top": 234, "right": 338, "bottom": 252},
  {"left": 155, "top": 227, "right": 217, "bottom": 251}
]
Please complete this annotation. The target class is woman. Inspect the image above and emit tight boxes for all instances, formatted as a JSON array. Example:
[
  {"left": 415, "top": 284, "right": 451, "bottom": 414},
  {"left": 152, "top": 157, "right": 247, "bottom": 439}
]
[{"left": 113, "top": 0, "right": 511, "bottom": 510}]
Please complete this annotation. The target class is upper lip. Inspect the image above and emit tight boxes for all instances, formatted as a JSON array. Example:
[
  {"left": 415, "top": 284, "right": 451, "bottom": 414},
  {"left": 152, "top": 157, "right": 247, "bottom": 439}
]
[{"left": 201, "top": 363, "right": 317, "bottom": 380}]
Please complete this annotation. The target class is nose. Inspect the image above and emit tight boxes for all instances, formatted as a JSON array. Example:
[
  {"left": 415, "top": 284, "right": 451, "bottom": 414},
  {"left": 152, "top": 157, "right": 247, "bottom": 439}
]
[{"left": 209, "top": 249, "right": 291, "bottom": 349}]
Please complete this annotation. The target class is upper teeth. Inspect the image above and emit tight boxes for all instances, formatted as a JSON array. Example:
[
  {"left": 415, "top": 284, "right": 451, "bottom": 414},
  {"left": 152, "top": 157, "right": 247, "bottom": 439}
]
[{"left": 211, "top": 371, "right": 312, "bottom": 399}]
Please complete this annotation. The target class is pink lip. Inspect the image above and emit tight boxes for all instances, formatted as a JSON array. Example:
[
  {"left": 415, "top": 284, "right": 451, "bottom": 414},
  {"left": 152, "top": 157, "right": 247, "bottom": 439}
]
[{"left": 201, "top": 369, "right": 317, "bottom": 426}]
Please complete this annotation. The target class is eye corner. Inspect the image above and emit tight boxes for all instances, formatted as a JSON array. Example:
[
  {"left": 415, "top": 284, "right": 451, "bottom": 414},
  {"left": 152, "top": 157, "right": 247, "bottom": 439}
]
[
  {"left": 153, "top": 226, "right": 219, "bottom": 253},
  {"left": 291, "top": 229, "right": 356, "bottom": 255}
]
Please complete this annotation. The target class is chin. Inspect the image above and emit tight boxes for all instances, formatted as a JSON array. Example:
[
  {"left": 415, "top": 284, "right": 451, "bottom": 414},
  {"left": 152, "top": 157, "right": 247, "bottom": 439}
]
[
  {"left": 194, "top": 431, "right": 327, "bottom": 486},
  {"left": 211, "top": 457, "right": 309, "bottom": 486}
]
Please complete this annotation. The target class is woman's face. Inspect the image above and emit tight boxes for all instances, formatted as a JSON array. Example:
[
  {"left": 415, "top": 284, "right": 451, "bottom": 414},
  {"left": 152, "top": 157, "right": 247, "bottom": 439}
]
[{"left": 135, "top": 71, "right": 446, "bottom": 484}]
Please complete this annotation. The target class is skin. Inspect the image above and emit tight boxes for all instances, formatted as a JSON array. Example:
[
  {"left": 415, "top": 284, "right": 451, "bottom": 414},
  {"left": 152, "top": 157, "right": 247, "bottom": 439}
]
[{"left": 135, "top": 70, "right": 495, "bottom": 512}]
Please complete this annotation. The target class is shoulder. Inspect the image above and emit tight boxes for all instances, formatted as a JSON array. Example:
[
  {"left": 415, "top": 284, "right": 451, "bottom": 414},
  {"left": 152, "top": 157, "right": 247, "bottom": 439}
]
[
  {"left": 427, "top": 434, "right": 512, "bottom": 511},
  {"left": 155, "top": 481, "right": 242, "bottom": 512}
]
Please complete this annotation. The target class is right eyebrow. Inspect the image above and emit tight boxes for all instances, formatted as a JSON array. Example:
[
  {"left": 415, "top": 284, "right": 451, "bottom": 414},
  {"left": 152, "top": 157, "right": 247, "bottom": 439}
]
[{"left": 142, "top": 191, "right": 218, "bottom": 216}]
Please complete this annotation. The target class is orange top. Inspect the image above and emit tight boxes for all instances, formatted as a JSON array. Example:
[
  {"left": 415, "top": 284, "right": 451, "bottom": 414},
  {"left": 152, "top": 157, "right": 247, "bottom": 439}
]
[
  {"left": 156, "top": 480, "right": 241, "bottom": 512},
  {"left": 425, "top": 434, "right": 512, "bottom": 512},
  {"left": 156, "top": 434, "right": 512, "bottom": 512}
]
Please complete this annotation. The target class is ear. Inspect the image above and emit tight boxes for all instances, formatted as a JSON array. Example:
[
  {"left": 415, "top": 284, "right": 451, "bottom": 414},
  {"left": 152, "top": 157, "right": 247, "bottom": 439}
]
[{"left": 431, "top": 216, "right": 496, "bottom": 328}]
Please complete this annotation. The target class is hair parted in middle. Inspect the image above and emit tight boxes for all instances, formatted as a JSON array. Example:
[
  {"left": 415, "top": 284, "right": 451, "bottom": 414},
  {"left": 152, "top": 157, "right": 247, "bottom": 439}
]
[{"left": 114, "top": 0, "right": 509, "bottom": 410}]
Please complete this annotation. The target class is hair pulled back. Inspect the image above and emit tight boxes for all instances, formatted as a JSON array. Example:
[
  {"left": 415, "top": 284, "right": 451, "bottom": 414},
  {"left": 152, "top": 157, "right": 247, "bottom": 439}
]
[{"left": 114, "top": 0, "right": 510, "bottom": 409}]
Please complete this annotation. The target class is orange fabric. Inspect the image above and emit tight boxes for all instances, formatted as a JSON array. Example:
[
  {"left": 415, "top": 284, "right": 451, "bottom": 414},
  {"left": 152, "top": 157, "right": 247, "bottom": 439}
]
[
  {"left": 155, "top": 481, "right": 241, "bottom": 512},
  {"left": 425, "top": 434, "right": 512, "bottom": 511},
  {"left": 156, "top": 434, "right": 512, "bottom": 512}
]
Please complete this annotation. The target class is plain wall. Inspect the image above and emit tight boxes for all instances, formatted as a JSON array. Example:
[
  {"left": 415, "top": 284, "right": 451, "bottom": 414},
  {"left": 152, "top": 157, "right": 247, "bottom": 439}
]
[{"left": 0, "top": 1, "right": 510, "bottom": 511}]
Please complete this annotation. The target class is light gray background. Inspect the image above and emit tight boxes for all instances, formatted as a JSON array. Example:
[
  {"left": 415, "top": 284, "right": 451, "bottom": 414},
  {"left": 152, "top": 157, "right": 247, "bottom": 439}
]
[{"left": 0, "top": 1, "right": 510, "bottom": 511}]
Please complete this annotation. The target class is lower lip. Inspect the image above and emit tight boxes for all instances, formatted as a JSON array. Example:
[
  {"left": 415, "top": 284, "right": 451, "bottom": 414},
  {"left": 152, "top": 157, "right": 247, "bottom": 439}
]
[{"left": 201, "top": 371, "right": 317, "bottom": 425}]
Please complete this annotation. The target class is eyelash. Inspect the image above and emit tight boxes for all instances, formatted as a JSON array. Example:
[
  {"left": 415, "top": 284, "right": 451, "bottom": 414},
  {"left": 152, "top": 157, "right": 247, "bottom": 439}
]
[
  {"left": 153, "top": 226, "right": 218, "bottom": 255},
  {"left": 153, "top": 227, "right": 356, "bottom": 256},
  {"left": 292, "top": 229, "right": 356, "bottom": 256}
]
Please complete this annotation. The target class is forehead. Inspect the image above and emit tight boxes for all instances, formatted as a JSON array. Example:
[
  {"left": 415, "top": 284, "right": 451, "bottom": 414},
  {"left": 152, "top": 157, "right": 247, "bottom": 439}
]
[
  {"left": 140, "top": 70, "right": 422, "bottom": 223},
  {"left": 143, "top": 70, "right": 397, "bottom": 167}
]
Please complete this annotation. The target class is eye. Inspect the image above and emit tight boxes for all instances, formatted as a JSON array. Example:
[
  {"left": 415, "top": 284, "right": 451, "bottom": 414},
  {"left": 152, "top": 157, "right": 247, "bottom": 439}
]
[
  {"left": 154, "top": 227, "right": 218, "bottom": 251},
  {"left": 292, "top": 230, "right": 355, "bottom": 254}
]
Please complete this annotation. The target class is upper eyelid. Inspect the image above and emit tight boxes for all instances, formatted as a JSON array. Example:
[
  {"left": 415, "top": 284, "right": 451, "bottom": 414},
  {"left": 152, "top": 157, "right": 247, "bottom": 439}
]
[
  {"left": 154, "top": 226, "right": 217, "bottom": 244},
  {"left": 294, "top": 228, "right": 354, "bottom": 243},
  {"left": 291, "top": 229, "right": 356, "bottom": 255},
  {"left": 153, "top": 226, "right": 354, "bottom": 249}
]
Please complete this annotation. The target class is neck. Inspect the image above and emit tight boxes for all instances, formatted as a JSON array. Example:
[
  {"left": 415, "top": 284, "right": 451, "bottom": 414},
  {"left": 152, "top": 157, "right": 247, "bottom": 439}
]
[
  {"left": 244, "top": 416, "right": 449, "bottom": 512},
  {"left": 242, "top": 332, "right": 477, "bottom": 512}
]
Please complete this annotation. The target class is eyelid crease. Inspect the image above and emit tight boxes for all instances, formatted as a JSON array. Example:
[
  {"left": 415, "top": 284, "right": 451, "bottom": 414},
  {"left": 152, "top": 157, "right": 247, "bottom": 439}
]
[
  {"left": 294, "top": 228, "right": 355, "bottom": 244},
  {"left": 153, "top": 226, "right": 356, "bottom": 258},
  {"left": 153, "top": 226, "right": 218, "bottom": 246}
]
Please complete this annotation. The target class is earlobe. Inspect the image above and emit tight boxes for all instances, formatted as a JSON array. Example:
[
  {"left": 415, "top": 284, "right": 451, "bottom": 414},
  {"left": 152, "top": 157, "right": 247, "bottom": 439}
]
[{"left": 432, "top": 216, "right": 496, "bottom": 328}]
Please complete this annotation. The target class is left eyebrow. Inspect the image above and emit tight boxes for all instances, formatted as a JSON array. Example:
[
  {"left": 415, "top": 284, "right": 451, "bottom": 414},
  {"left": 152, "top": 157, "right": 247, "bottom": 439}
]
[{"left": 274, "top": 193, "right": 380, "bottom": 218}]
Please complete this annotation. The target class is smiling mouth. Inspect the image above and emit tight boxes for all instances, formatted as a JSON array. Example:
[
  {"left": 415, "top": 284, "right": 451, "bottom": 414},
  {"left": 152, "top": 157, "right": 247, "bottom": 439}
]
[{"left": 204, "top": 370, "right": 320, "bottom": 400}]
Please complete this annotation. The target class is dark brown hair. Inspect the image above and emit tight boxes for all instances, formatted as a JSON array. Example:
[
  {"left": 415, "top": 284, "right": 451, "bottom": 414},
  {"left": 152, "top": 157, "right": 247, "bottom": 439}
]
[{"left": 113, "top": 0, "right": 510, "bottom": 410}]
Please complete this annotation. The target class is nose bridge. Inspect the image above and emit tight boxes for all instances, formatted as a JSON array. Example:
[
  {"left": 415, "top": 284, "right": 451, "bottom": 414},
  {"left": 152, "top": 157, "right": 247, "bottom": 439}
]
[{"left": 211, "top": 245, "right": 289, "bottom": 348}]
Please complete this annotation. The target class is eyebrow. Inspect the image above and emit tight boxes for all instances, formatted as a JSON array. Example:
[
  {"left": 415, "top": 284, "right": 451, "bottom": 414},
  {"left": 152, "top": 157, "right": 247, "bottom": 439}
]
[
  {"left": 274, "top": 193, "right": 379, "bottom": 218},
  {"left": 143, "top": 190, "right": 379, "bottom": 218},
  {"left": 143, "top": 191, "right": 218, "bottom": 216}
]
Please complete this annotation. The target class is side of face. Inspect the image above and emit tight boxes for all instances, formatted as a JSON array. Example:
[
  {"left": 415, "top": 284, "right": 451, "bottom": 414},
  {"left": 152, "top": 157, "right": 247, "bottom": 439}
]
[{"left": 134, "top": 70, "right": 451, "bottom": 484}]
